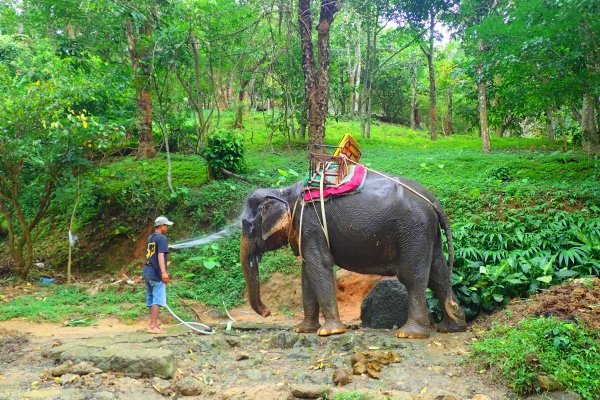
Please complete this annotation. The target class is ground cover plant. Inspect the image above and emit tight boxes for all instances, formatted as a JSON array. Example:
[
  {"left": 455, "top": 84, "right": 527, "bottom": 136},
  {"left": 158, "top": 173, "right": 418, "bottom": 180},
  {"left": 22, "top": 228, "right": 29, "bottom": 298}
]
[
  {"left": 470, "top": 317, "right": 600, "bottom": 399},
  {"left": 2, "top": 115, "right": 598, "bottom": 327}
]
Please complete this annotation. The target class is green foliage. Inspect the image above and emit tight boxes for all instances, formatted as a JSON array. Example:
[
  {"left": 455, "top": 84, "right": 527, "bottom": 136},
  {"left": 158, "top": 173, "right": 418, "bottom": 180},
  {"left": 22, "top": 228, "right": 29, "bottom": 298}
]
[
  {"left": 0, "top": 285, "right": 145, "bottom": 322},
  {"left": 471, "top": 317, "right": 600, "bottom": 399},
  {"left": 450, "top": 211, "right": 600, "bottom": 319},
  {"left": 203, "top": 130, "right": 246, "bottom": 178},
  {"left": 330, "top": 392, "right": 372, "bottom": 400}
]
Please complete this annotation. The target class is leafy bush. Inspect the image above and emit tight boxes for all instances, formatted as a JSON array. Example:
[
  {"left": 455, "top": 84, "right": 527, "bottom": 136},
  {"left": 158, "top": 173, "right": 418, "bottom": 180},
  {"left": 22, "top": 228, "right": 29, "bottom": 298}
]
[
  {"left": 203, "top": 129, "right": 246, "bottom": 178},
  {"left": 471, "top": 317, "right": 600, "bottom": 399},
  {"left": 449, "top": 210, "right": 600, "bottom": 319}
]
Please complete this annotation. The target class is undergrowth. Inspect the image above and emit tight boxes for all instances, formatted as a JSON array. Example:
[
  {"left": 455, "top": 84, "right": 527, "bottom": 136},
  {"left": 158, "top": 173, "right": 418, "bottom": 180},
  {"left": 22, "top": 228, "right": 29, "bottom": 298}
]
[{"left": 471, "top": 317, "right": 600, "bottom": 399}]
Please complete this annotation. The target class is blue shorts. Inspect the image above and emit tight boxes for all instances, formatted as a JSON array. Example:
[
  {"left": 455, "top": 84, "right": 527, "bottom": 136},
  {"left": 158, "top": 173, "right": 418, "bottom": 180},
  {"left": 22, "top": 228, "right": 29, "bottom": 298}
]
[{"left": 145, "top": 279, "right": 167, "bottom": 307}]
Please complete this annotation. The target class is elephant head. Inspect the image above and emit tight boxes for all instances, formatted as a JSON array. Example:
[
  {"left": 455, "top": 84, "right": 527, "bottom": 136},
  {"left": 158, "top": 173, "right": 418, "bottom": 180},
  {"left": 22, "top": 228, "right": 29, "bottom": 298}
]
[{"left": 240, "top": 190, "right": 293, "bottom": 317}]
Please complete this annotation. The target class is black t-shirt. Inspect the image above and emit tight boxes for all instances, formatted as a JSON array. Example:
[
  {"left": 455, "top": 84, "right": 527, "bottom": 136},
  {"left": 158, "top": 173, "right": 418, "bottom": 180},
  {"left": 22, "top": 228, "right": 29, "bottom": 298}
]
[{"left": 143, "top": 232, "right": 169, "bottom": 281}]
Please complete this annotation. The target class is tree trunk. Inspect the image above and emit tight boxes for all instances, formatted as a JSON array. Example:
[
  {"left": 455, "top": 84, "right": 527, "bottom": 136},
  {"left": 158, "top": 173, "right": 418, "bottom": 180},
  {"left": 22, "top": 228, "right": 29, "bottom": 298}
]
[
  {"left": 444, "top": 85, "right": 453, "bottom": 135},
  {"left": 477, "top": 40, "right": 491, "bottom": 154},
  {"left": 126, "top": 20, "right": 156, "bottom": 159},
  {"left": 544, "top": 107, "right": 555, "bottom": 141},
  {"left": 235, "top": 79, "right": 250, "bottom": 129},
  {"left": 410, "top": 65, "right": 419, "bottom": 130},
  {"left": 421, "top": 12, "right": 437, "bottom": 141},
  {"left": 353, "top": 34, "right": 361, "bottom": 115},
  {"left": 477, "top": 72, "right": 491, "bottom": 153},
  {"left": 360, "top": 22, "right": 371, "bottom": 139},
  {"left": 582, "top": 93, "right": 600, "bottom": 156},
  {"left": 298, "top": 0, "right": 338, "bottom": 149}
]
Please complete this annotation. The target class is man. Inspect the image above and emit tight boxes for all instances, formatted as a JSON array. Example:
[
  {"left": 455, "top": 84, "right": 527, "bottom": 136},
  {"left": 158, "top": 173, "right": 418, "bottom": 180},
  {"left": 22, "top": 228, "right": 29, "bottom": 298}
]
[{"left": 143, "top": 216, "right": 173, "bottom": 334}]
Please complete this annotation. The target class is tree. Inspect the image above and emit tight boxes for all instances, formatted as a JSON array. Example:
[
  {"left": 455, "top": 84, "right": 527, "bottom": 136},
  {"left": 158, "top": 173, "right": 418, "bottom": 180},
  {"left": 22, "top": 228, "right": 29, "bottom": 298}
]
[
  {"left": 298, "top": 0, "right": 341, "bottom": 148},
  {"left": 0, "top": 38, "right": 121, "bottom": 278}
]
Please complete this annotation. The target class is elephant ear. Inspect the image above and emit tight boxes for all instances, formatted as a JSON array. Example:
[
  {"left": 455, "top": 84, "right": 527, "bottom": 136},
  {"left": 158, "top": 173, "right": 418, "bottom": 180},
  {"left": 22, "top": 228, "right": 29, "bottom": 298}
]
[{"left": 260, "top": 197, "right": 291, "bottom": 240}]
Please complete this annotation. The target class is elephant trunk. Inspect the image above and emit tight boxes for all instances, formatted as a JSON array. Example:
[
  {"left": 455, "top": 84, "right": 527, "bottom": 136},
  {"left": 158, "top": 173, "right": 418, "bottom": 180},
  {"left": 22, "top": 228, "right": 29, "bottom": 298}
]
[{"left": 240, "top": 233, "right": 271, "bottom": 317}]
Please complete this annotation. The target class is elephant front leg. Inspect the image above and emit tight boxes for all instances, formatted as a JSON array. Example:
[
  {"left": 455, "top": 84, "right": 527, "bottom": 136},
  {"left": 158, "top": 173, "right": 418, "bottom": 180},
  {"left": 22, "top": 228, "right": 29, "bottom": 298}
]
[
  {"left": 295, "top": 264, "right": 321, "bottom": 333},
  {"left": 304, "top": 259, "right": 346, "bottom": 336}
]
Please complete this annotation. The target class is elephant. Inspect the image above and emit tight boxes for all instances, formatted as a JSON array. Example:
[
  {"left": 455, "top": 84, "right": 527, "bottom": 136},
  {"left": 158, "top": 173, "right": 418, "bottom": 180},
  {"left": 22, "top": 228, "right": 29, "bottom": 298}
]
[{"left": 240, "top": 169, "right": 467, "bottom": 338}]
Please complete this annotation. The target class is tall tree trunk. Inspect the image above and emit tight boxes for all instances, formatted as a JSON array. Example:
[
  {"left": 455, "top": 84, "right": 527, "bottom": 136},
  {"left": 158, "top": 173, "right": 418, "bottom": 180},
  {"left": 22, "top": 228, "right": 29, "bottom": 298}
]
[
  {"left": 420, "top": 12, "right": 437, "bottom": 141},
  {"left": 544, "top": 108, "right": 555, "bottom": 141},
  {"left": 444, "top": 85, "right": 453, "bottom": 135},
  {"left": 298, "top": 0, "right": 338, "bottom": 149},
  {"left": 126, "top": 20, "right": 156, "bottom": 159},
  {"left": 353, "top": 34, "right": 361, "bottom": 115},
  {"left": 410, "top": 64, "right": 419, "bottom": 130},
  {"left": 235, "top": 79, "right": 250, "bottom": 129},
  {"left": 582, "top": 93, "right": 600, "bottom": 156},
  {"left": 360, "top": 21, "right": 371, "bottom": 139},
  {"left": 477, "top": 40, "right": 491, "bottom": 154},
  {"left": 347, "top": 40, "right": 355, "bottom": 116}
]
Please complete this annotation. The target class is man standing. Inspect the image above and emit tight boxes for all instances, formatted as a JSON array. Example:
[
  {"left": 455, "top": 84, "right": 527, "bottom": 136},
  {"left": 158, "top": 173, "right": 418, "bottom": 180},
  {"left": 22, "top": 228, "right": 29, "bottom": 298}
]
[{"left": 143, "top": 216, "right": 173, "bottom": 334}]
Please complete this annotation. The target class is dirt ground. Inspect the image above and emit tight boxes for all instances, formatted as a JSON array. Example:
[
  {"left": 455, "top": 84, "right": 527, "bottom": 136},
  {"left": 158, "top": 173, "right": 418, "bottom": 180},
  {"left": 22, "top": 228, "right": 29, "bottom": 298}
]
[
  {"left": 1, "top": 273, "right": 598, "bottom": 400},
  {"left": 472, "top": 277, "right": 600, "bottom": 331}
]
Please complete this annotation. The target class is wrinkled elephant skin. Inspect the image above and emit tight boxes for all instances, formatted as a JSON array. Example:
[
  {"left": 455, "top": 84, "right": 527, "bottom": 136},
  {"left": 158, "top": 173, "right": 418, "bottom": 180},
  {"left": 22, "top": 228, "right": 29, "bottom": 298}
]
[{"left": 240, "top": 172, "right": 467, "bottom": 338}]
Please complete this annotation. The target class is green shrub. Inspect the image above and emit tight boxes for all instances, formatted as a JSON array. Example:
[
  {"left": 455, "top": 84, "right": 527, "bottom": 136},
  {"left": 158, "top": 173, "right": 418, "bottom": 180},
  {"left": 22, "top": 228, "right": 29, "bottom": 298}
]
[
  {"left": 471, "top": 317, "right": 600, "bottom": 399},
  {"left": 203, "top": 129, "right": 246, "bottom": 178}
]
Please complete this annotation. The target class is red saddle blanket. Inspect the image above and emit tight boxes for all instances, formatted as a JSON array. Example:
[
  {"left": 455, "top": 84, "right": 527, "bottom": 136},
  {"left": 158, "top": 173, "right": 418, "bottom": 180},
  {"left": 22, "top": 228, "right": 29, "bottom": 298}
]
[{"left": 302, "top": 164, "right": 367, "bottom": 202}]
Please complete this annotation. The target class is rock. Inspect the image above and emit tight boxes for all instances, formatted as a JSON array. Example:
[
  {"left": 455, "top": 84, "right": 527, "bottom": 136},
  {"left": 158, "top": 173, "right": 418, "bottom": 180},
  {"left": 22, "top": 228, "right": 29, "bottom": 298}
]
[
  {"left": 226, "top": 337, "right": 240, "bottom": 347},
  {"left": 112, "top": 377, "right": 144, "bottom": 393},
  {"left": 78, "top": 373, "right": 102, "bottom": 388},
  {"left": 288, "top": 349, "right": 312, "bottom": 360},
  {"left": 290, "top": 384, "right": 329, "bottom": 398},
  {"left": 151, "top": 377, "right": 173, "bottom": 395},
  {"left": 270, "top": 331, "right": 299, "bottom": 348},
  {"left": 50, "top": 360, "right": 74, "bottom": 376},
  {"left": 472, "top": 395, "right": 492, "bottom": 400},
  {"left": 108, "top": 347, "right": 176, "bottom": 378},
  {"left": 332, "top": 368, "right": 352, "bottom": 387},
  {"left": 361, "top": 278, "right": 408, "bottom": 329},
  {"left": 71, "top": 361, "right": 102, "bottom": 375},
  {"left": 176, "top": 376, "right": 204, "bottom": 396},
  {"left": 524, "top": 391, "right": 582, "bottom": 400},
  {"left": 95, "top": 391, "right": 117, "bottom": 400},
  {"left": 236, "top": 352, "right": 250, "bottom": 361},
  {"left": 59, "top": 373, "right": 80, "bottom": 385},
  {"left": 244, "top": 369, "right": 263, "bottom": 381},
  {"left": 535, "top": 374, "right": 561, "bottom": 391},
  {"left": 326, "top": 334, "right": 366, "bottom": 352}
]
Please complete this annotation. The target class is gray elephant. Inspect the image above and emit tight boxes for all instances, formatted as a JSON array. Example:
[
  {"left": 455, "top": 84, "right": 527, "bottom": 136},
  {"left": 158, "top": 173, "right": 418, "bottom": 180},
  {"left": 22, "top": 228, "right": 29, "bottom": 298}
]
[{"left": 240, "top": 170, "right": 467, "bottom": 338}]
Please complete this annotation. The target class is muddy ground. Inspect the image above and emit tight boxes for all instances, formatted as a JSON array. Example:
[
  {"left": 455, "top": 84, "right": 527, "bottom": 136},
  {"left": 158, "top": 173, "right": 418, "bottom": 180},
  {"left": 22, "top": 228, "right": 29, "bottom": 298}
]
[
  {"left": 1, "top": 275, "right": 598, "bottom": 400},
  {"left": 0, "top": 320, "right": 510, "bottom": 400}
]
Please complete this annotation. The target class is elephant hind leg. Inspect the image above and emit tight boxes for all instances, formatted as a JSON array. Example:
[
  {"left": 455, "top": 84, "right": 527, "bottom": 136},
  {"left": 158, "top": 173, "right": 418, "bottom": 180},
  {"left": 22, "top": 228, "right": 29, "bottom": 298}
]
[
  {"left": 396, "top": 267, "right": 432, "bottom": 339},
  {"left": 429, "top": 254, "right": 467, "bottom": 333}
]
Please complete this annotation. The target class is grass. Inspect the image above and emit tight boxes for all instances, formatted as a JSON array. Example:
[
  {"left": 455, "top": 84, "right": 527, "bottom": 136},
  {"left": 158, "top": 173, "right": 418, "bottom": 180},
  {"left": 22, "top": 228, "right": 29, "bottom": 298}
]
[
  {"left": 470, "top": 317, "right": 600, "bottom": 399},
  {"left": 2, "top": 110, "right": 599, "bottom": 325}
]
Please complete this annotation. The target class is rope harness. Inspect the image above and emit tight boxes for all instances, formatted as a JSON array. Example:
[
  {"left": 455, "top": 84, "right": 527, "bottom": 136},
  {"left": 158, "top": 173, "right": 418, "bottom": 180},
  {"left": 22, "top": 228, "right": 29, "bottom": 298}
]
[{"left": 289, "top": 154, "right": 438, "bottom": 262}]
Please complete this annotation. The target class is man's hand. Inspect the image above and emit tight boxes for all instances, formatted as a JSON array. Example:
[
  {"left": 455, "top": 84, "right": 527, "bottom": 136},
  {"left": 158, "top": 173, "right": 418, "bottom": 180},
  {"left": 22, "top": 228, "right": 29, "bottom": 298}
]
[{"left": 161, "top": 272, "right": 170, "bottom": 284}]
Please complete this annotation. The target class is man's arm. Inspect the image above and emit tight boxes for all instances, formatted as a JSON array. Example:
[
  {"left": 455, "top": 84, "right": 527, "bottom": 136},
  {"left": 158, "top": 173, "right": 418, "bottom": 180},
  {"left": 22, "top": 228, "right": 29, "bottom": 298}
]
[{"left": 158, "top": 253, "right": 169, "bottom": 284}]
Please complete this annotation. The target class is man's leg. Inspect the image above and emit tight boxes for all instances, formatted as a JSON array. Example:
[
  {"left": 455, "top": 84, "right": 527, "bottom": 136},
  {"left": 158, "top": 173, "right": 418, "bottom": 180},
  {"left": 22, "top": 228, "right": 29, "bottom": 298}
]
[
  {"left": 147, "top": 280, "right": 167, "bottom": 334},
  {"left": 149, "top": 305, "right": 161, "bottom": 330}
]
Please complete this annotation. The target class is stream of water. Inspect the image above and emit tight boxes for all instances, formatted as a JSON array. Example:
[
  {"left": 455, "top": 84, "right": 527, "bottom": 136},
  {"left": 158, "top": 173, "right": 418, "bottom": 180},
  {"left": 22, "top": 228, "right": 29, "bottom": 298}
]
[{"left": 169, "top": 218, "right": 241, "bottom": 249}]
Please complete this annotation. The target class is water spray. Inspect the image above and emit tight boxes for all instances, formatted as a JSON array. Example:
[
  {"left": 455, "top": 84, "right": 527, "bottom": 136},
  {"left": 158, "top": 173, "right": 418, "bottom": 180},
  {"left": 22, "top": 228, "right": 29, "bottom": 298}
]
[{"left": 169, "top": 218, "right": 241, "bottom": 249}]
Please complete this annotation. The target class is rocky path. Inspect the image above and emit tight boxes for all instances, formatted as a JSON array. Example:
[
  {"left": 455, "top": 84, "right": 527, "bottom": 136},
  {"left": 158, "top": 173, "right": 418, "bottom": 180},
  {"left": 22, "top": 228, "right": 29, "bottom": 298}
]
[{"left": 0, "top": 319, "right": 511, "bottom": 400}]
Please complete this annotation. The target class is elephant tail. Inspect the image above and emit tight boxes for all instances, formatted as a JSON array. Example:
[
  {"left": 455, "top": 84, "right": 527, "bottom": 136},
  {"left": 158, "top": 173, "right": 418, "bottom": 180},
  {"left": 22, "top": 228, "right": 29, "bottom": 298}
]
[{"left": 433, "top": 202, "right": 454, "bottom": 274}]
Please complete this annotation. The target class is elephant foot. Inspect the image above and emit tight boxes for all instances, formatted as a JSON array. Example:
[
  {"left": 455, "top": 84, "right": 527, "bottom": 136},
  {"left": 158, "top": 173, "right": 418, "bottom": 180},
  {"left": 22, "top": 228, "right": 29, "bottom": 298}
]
[
  {"left": 317, "top": 320, "right": 346, "bottom": 336},
  {"left": 396, "top": 320, "right": 430, "bottom": 339},
  {"left": 435, "top": 317, "right": 467, "bottom": 333},
  {"left": 295, "top": 320, "right": 321, "bottom": 333}
]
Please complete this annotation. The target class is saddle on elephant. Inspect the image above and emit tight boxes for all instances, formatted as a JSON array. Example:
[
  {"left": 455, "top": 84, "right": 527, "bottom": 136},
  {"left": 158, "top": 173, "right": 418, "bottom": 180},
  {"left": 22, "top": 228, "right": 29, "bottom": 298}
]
[{"left": 302, "top": 134, "right": 366, "bottom": 202}]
